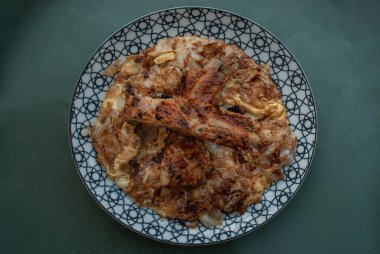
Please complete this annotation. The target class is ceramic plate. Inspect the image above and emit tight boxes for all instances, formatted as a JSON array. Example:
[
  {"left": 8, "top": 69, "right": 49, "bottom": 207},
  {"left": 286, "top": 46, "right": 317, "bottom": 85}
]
[{"left": 69, "top": 7, "right": 317, "bottom": 245}]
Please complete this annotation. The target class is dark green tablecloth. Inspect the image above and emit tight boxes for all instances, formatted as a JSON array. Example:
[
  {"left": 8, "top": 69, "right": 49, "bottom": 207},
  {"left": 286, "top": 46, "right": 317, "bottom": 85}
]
[{"left": 1, "top": 0, "right": 379, "bottom": 253}]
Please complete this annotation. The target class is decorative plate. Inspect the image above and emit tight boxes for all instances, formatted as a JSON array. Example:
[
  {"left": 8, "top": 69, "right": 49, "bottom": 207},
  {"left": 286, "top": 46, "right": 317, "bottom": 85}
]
[{"left": 69, "top": 7, "right": 317, "bottom": 245}]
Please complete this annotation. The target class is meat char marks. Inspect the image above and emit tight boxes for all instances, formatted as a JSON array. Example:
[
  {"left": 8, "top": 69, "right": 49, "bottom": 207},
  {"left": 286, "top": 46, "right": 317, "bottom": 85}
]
[{"left": 123, "top": 88, "right": 259, "bottom": 149}]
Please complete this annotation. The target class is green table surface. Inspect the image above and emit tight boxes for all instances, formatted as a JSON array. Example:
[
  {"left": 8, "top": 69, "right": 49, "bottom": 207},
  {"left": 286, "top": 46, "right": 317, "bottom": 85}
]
[{"left": 1, "top": 0, "right": 379, "bottom": 253}]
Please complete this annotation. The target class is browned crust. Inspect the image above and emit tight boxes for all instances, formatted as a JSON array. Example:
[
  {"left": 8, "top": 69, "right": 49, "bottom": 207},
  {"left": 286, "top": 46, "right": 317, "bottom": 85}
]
[{"left": 123, "top": 90, "right": 259, "bottom": 149}]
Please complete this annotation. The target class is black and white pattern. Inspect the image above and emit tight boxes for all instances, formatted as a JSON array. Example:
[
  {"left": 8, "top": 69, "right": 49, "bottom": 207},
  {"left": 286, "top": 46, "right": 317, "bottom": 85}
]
[{"left": 69, "top": 7, "right": 317, "bottom": 245}]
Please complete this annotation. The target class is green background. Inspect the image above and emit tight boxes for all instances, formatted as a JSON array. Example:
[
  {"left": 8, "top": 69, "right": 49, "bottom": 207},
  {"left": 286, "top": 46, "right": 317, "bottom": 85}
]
[{"left": 1, "top": 0, "right": 379, "bottom": 253}]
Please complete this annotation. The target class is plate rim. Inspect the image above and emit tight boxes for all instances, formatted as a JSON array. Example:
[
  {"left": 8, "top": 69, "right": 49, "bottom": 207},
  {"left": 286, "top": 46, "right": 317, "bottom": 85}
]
[{"left": 68, "top": 6, "right": 318, "bottom": 246}]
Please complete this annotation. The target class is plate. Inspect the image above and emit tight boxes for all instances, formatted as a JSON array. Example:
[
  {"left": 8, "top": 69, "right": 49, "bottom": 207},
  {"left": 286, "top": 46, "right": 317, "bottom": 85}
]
[{"left": 69, "top": 7, "right": 317, "bottom": 245}]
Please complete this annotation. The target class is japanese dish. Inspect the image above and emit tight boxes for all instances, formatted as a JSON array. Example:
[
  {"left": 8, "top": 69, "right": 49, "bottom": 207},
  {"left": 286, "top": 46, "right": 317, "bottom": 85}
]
[{"left": 89, "top": 36, "right": 297, "bottom": 227}]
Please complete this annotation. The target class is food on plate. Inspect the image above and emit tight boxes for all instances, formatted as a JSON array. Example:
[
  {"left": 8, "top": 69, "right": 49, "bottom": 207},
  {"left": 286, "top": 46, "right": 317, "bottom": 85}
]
[{"left": 90, "top": 36, "right": 297, "bottom": 227}]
